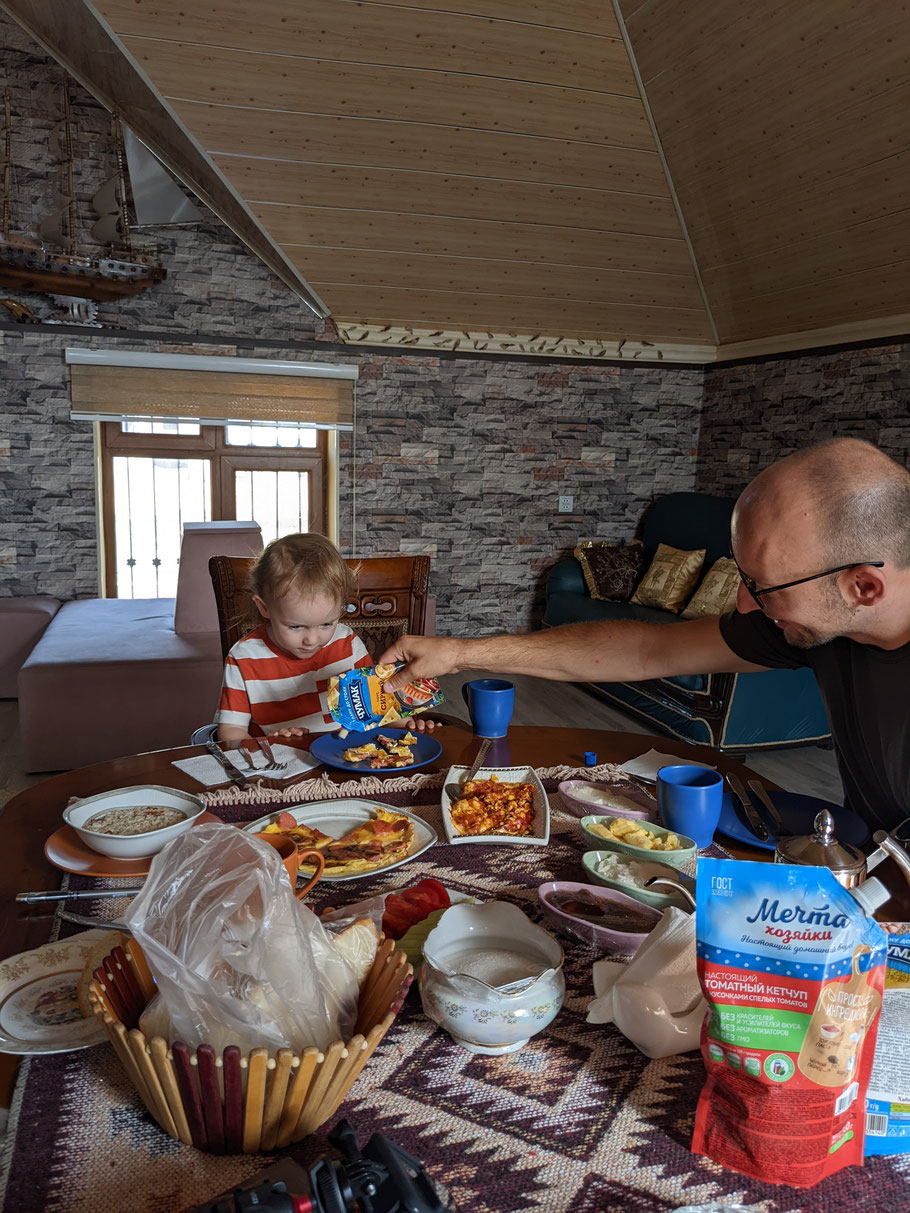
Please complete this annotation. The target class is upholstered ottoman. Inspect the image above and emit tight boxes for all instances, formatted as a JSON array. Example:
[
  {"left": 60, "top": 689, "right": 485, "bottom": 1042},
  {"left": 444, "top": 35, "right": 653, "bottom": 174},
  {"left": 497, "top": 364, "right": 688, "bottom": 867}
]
[
  {"left": 0, "top": 598, "right": 61, "bottom": 698},
  {"left": 18, "top": 599, "right": 223, "bottom": 772}
]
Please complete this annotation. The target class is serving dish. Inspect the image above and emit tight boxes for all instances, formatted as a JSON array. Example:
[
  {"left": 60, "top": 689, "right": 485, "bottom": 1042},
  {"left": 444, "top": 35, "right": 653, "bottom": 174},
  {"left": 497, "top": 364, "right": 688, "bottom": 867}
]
[
  {"left": 0, "top": 929, "right": 117, "bottom": 1054},
  {"left": 45, "top": 811, "right": 220, "bottom": 877},
  {"left": 242, "top": 799, "right": 437, "bottom": 881},
  {"left": 579, "top": 813, "right": 696, "bottom": 869},
  {"left": 62, "top": 786, "right": 206, "bottom": 859},
  {"left": 309, "top": 727, "right": 442, "bottom": 773},
  {"left": 537, "top": 880, "right": 662, "bottom": 953},
  {"left": 580, "top": 850, "right": 695, "bottom": 910},
  {"left": 440, "top": 764, "right": 550, "bottom": 846},
  {"left": 557, "top": 778, "right": 657, "bottom": 821}
]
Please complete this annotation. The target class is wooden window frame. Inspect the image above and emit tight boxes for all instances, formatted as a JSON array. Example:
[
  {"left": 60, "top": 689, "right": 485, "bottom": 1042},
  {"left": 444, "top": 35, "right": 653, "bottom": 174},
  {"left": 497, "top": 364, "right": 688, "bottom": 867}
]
[{"left": 99, "top": 422, "right": 328, "bottom": 596}]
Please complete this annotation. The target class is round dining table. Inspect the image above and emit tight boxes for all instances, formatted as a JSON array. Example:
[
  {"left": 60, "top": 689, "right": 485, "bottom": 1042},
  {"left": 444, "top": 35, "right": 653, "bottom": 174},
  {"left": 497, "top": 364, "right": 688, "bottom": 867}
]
[
  {"left": 1, "top": 723, "right": 771, "bottom": 963},
  {"left": 4, "top": 725, "right": 910, "bottom": 1213}
]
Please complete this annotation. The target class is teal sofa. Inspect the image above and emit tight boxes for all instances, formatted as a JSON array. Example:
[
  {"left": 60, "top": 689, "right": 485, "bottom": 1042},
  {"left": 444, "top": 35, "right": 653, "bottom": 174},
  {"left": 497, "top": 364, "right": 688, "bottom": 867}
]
[{"left": 543, "top": 492, "right": 831, "bottom": 752}]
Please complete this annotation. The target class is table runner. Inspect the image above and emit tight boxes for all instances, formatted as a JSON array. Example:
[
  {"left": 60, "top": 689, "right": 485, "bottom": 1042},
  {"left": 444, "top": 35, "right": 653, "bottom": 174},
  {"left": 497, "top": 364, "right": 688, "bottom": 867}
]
[{"left": 3, "top": 775, "right": 910, "bottom": 1213}]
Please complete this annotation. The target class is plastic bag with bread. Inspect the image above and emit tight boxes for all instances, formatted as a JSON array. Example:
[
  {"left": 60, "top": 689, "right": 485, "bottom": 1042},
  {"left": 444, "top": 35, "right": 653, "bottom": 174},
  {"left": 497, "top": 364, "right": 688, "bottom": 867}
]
[{"left": 123, "top": 822, "right": 368, "bottom": 1055}]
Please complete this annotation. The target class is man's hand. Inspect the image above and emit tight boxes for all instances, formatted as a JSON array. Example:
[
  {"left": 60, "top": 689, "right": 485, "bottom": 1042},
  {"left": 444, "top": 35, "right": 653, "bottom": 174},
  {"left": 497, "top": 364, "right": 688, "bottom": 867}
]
[
  {"left": 379, "top": 635, "right": 463, "bottom": 692},
  {"left": 269, "top": 726, "right": 310, "bottom": 739},
  {"left": 402, "top": 715, "right": 441, "bottom": 732}
]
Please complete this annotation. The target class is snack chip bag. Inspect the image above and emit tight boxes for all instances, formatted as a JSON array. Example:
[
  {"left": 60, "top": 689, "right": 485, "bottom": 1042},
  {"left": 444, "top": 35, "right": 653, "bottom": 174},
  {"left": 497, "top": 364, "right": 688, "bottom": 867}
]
[
  {"left": 693, "top": 858, "right": 887, "bottom": 1187},
  {"left": 864, "top": 922, "right": 910, "bottom": 1155},
  {"left": 326, "top": 662, "right": 444, "bottom": 732}
]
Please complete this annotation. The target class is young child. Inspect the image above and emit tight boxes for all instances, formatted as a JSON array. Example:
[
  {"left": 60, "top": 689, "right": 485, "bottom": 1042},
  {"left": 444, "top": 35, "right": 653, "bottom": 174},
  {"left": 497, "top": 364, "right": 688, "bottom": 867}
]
[{"left": 216, "top": 533, "right": 371, "bottom": 743}]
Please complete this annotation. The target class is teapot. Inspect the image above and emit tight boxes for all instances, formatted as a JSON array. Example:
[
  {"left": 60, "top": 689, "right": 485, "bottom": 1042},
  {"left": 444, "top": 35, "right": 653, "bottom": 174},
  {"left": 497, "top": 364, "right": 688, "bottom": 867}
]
[
  {"left": 419, "top": 901, "right": 565, "bottom": 1055},
  {"left": 775, "top": 810, "right": 910, "bottom": 914}
]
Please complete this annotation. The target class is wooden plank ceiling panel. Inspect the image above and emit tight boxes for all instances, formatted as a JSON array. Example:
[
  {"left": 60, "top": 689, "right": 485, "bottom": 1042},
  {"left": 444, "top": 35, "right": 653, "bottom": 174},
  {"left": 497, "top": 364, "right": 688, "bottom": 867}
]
[
  {"left": 84, "top": 0, "right": 712, "bottom": 356},
  {"left": 119, "top": 39, "right": 653, "bottom": 149},
  {"left": 246, "top": 207, "right": 695, "bottom": 277},
  {"left": 170, "top": 102, "right": 671, "bottom": 197},
  {"left": 286, "top": 248, "right": 704, "bottom": 309},
  {"left": 228, "top": 164, "right": 683, "bottom": 238},
  {"left": 621, "top": 0, "right": 910, "bottom": 343},
  {"left": 96, "top": 0, "right": 636, "bottom": 93},
  {"left": 312, "top": 286, "right": 713, "bottom": 342}
]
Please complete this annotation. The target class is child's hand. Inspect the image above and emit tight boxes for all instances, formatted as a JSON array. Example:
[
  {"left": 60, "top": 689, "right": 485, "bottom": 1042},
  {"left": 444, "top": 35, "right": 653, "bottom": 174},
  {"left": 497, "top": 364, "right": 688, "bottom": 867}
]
[
  {"left": 401, "top": 716, "right": 442, "bottom": 732},
  {"left": 269, "top": 727, "right": 309, "bottom": 739}
]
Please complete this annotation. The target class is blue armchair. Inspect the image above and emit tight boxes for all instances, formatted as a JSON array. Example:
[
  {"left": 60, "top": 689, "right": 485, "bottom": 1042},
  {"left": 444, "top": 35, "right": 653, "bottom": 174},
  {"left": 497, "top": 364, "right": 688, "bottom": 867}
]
[{"left": 543, "top": 492, "right": 831, "bottom": 752}]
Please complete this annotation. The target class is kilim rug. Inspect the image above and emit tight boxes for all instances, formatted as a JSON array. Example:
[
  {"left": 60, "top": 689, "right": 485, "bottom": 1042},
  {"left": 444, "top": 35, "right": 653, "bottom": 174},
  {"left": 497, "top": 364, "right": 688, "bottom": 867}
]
[{"left": 2, "top": 772, "right": 909, "bottom": 1213}]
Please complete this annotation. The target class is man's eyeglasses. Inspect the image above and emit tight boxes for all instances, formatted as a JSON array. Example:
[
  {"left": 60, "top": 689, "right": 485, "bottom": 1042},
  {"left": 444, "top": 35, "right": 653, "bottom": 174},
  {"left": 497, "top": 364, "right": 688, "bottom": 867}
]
[{"left": 734, "top": 561, "right": 885, "bottom": 609}]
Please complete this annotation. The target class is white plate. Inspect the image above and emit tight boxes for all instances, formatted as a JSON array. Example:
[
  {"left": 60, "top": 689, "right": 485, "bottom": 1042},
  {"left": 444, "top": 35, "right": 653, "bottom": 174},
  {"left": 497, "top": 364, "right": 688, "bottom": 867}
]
[
  {"left": 241, "top": 799, "right": 437, "bottom": 881},
  {"left": 441, "top": 765, "right": 550, "bottom": 847},
  {"left": 0, "top": 929, "right": 115, "bottom": 1054}
]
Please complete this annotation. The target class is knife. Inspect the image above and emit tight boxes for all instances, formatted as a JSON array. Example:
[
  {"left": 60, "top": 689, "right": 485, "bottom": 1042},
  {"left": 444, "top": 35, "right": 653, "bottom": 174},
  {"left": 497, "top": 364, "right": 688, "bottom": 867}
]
[
  {"left": 747, "top": 778, "right": 788, "bottom": 835},
  {"left": 726, "top": 772, "right": 770, "bottom": 842},
  {"left": 205, "top": 740, "right": 249, "bottom": 788}
]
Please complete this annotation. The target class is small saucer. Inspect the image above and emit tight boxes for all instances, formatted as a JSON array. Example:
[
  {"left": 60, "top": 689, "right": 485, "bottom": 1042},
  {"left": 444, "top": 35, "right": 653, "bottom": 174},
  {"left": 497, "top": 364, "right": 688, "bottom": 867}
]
[{"left": 44, "top": 811, "right": 221, "bottom": 877}]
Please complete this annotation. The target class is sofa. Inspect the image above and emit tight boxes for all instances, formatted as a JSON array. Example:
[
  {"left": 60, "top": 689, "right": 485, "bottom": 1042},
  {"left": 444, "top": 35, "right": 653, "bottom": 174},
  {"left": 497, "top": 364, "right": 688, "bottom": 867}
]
[
  {"left": 543, "top": 491, "right": 831, "bottom": 752},
  {"left": 17, "top": 521, "right": 262, "bottom": 772}
]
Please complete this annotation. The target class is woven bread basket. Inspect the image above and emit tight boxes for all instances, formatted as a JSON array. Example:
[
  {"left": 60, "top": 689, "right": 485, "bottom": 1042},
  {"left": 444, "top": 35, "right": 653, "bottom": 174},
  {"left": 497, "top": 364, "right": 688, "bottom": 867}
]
[{"left": 87, "top": 935, "right": 412, "bottom": 1154}]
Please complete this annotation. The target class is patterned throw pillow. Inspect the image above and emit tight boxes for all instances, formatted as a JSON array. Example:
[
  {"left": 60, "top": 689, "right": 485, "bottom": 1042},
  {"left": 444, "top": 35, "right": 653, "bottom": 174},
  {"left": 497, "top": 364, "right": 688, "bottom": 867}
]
[
  {"left": 681, "top": 557, "right": 741, "bottom": 619},
  {"left": 630, "top": 543, "right": 706, "bottom": 614},
  {"left": 574, "top": 540, "right": 646, "bottom": 602}
]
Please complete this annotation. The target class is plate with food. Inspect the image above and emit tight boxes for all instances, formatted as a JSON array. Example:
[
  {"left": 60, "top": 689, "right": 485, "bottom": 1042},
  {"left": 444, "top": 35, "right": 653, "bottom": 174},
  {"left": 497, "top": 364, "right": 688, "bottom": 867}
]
[
  {"left": 579, "top": 813, "right": 696, "bottom": 870},
  {"left": 0, "top": 928, "right": 121, "bottom": 1054},
  {"left": 309, "top": 727, "right": 443, "bottom": 773},
  {"left": 441, "top": 765, "right": 550, "bottom": 846},
  {"left": 242, "top": 799, "right": 437, "bottom": 881}
]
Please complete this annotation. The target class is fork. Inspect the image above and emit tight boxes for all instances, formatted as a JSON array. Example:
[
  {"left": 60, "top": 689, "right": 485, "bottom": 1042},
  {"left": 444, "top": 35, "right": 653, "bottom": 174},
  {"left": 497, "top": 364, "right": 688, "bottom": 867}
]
[{"left": 256, "top": 735, "right": 287, "bottom": 774}]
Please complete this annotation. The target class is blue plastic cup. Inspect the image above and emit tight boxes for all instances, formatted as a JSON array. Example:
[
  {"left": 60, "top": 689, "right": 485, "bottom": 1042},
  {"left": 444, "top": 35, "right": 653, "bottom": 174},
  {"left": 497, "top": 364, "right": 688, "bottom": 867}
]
[
  {"left": 656, "top": 764, "right": 724, "bottom": 849},
  {"left": 462, "top": 679, "right": 515, "bottom": 738}
]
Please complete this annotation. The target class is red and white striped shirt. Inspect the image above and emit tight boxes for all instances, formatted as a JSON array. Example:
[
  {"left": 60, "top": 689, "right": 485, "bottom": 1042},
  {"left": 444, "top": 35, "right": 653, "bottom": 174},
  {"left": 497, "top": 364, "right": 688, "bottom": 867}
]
[{"left": 216, "top": 623, "right": 371, "bottom": 735}]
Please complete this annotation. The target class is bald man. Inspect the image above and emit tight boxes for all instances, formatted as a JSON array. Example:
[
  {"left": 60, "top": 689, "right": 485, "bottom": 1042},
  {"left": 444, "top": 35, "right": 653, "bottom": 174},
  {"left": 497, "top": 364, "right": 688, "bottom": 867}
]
[{"left": 380, "top": 438, "right": 910, "bottom": 833}]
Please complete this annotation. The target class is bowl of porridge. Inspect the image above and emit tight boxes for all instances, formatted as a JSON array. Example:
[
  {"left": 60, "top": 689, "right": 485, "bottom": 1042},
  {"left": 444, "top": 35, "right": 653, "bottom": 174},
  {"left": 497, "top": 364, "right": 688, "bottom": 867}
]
[{"left": 63, "top": 786, "right": 205, "bottom": 858}]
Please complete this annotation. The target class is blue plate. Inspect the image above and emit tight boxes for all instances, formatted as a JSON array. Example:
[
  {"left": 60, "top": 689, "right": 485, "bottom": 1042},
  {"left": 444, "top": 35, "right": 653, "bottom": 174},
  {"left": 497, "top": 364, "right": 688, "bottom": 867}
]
[
  {"left": 717, "top": 790, "right": 869, "bottom": 852},
  {"left": 309, "top": 728, "right": 442, "bottom": 773}
]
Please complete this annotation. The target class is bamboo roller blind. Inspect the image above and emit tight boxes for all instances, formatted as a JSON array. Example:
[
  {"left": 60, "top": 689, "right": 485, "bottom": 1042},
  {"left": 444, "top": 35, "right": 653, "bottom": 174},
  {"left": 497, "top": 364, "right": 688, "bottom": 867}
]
[{"left": 69, "top": 363, "right": 354, "bottom": 428}]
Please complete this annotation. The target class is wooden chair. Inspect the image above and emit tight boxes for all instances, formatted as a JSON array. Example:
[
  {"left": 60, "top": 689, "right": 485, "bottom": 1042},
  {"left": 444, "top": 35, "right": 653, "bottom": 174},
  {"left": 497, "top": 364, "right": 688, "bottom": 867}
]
[{"left": 208, "top": 553, "right": 432, "bottom": 663}]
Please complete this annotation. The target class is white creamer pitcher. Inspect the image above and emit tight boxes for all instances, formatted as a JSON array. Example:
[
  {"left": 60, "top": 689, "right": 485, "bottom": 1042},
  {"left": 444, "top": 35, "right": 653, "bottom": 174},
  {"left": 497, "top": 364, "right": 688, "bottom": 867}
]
[{"left": 419, "top": 901, "right": 565, "bottom": 1055}]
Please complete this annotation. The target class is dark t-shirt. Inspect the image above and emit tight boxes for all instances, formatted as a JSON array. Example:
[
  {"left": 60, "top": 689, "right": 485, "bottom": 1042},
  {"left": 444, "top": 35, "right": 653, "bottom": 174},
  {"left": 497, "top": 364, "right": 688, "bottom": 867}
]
[{"left": 719, "top": 610, "right": 910, "bottom": 832}]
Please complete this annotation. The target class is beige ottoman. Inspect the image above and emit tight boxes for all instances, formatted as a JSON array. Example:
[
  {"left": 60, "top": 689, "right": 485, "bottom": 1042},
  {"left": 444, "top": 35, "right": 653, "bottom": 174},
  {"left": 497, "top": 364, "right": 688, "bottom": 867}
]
[{"left": 0, "top": 598, "right": 61, "bottom": 698}]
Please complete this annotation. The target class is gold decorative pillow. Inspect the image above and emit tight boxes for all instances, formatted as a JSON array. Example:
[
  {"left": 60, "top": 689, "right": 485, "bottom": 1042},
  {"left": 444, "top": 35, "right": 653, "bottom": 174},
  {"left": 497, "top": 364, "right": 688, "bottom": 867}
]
[
  {"left": 630, "top": 544, "right": 706, "bottom": 614},
  {"left": 681, "top": 557, "right": 741, "bottom": 619},
  {"left": 574, "top": 540, "right": 645, "bottom": 602}
]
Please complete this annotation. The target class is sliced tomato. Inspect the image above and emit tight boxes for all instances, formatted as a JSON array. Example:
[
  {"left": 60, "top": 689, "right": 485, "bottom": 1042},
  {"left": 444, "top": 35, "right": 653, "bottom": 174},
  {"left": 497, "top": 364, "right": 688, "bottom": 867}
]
[
  {"left": 399, "top": 879, "right": 450, "bottom": 913},
  {"left": 381, "top": 894, "right": 420, "bottom": 939}
]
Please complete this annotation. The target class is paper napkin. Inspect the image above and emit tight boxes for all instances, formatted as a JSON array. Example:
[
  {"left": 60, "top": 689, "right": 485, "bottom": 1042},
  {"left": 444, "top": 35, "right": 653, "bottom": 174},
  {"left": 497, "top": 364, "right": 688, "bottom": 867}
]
[
  {"left": 172, "top": 743, "right": 320, "bottom": 788},
  {"left": 620, "top": 748, "right": 716, "bottom": 783}
]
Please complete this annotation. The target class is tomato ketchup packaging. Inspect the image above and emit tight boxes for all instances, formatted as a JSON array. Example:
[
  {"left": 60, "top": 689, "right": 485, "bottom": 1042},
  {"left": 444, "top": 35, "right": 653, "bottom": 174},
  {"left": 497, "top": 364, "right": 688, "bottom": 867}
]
[{"left": 692, "top": 858, "right": 887, "bottom": 1186}]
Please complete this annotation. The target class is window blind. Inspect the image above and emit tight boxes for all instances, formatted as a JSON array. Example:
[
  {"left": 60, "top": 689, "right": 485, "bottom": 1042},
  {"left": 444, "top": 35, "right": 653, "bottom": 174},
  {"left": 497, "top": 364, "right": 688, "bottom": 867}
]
[{"left": 66, "top": 350, "right": 356, "bottom": 429}]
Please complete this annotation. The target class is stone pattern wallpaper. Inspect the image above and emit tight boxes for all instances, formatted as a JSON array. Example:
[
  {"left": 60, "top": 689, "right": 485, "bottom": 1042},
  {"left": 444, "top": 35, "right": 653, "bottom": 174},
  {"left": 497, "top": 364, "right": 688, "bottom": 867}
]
[
  {"left": 696, "top": 343, "right": 910, "bottom": 493},
  {"left": 1, "top": 14, "right": 908, "bottom": 638}
]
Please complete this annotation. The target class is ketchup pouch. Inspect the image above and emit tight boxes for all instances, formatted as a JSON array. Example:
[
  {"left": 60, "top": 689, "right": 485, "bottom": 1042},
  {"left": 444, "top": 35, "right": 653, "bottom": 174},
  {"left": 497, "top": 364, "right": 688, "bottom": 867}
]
[
  {"left": 326, "top": 663, "right": 444, "bottom": 732},
  {"left": 692, "top": 858, "right": 887, "bottom": 1187}
]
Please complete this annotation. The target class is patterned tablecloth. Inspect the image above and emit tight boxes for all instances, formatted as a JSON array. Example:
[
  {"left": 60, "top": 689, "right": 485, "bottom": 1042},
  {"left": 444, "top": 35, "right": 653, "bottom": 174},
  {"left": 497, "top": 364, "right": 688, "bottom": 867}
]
[{"left": 2, "top": 773, "right": 909, "bottom": 1213}]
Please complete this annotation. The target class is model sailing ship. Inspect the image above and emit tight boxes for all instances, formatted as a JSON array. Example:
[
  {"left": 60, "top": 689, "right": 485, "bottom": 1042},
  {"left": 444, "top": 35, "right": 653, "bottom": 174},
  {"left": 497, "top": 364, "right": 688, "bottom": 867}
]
[{"left": 0, "top": 77, "right": 166, "bottom": 302}]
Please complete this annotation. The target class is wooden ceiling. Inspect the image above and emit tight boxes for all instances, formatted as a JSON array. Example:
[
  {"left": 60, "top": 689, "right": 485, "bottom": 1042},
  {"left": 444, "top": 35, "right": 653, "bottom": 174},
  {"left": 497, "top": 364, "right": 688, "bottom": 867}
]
[{"left": 10, "top": 0, "right": 910, "bottom": 361}]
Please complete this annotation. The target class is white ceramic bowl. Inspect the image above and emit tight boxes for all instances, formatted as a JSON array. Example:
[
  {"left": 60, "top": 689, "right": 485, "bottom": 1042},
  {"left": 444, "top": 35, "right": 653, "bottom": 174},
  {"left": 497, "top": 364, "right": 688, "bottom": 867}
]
[
  {"left": 63, "top": 785, "right": 205, "bottom": 859},
  {"left": 419, "top": 901, "right": 565, "bottom": 1054}
]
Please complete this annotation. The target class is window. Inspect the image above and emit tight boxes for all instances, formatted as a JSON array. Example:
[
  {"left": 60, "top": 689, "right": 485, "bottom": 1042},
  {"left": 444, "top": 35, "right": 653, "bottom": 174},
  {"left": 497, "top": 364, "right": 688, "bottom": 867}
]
[{"left": 100, "top": 421, "right": 327, "bottom": 598}]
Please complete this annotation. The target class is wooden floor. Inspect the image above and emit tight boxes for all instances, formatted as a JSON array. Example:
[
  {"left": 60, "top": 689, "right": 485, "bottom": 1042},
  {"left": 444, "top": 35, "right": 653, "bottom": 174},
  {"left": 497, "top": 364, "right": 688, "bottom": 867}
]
[{"left": 0, "top": 676, "right": 843, "bottom": 805}]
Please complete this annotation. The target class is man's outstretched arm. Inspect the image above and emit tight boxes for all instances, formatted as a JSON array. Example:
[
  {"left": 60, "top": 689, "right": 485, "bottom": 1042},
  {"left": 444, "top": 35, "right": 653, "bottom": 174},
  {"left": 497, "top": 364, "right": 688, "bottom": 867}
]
[{"left": 379, "top": 614, "right": 767, "bottom": 692}]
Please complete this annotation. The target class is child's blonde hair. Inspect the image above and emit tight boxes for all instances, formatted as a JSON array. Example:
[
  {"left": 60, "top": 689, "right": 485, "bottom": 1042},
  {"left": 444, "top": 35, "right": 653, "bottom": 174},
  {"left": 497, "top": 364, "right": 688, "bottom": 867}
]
[{"left": 249, "top": 533, "right": 357, "bottom": 610}]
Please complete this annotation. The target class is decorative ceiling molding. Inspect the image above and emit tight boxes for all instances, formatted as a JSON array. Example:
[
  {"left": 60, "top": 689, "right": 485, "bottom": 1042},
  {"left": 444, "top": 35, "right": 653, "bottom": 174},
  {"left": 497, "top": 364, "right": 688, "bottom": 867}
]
[{"left": 336, "top": 321, "right": 714, "bottom": 364}]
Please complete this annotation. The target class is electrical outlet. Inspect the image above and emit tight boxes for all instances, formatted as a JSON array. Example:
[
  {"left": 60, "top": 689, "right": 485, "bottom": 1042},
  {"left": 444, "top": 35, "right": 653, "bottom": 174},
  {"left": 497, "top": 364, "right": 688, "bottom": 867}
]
[{"left": 558, "top": 495, "right": 573, "bottom": 513}]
